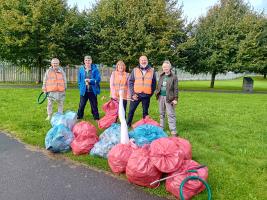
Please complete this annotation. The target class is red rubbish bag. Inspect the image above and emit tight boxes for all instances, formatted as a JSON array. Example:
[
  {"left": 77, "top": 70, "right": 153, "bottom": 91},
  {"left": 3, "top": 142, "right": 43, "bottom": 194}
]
[
  {"left": 126, "top": 145, "right": 162, "bottom": 188},
  {"left": 169, "top": 136, "right": 192, "bottom": 160},
  {"left": 71, "top": 121, "right": 98, "bottom": 155},
  {"left": 108, "top": 143, "right": 133, "bottom": 174},
  {"left": 132, "top": 115, "right": 160, "bottom": 129},
  {"left": 150, "top": 137, "right": 185, "bottom": 173},
  {"left": 166, "top": 160, "right": 208, "bottom": 200},
  {"left": 98, "top": 99, "right": 119, "bottom": 129}
]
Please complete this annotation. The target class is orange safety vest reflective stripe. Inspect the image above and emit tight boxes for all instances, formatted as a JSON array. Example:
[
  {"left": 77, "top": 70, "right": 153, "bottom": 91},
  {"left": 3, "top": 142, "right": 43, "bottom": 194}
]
[
  {"left": 113, "top": 71, "right": 129, "bottom": 99},
  {"left": 46, "top": 69, "right": 65, "bottom": 92},
  {"left": 133, "top": 68, "right": 153, "bottom": 94}
]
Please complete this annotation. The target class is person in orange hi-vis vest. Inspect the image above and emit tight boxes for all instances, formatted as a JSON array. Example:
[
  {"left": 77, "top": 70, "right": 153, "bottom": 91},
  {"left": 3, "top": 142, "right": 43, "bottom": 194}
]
[
  {"left": 42, "top": 58, "right": 67, "bottom": 121},
  {"left": 127, "top": 55, "right": 156, "bottom": 127},
  {"left": 110, "top": 60, "right": 130, "bottom": 113}
]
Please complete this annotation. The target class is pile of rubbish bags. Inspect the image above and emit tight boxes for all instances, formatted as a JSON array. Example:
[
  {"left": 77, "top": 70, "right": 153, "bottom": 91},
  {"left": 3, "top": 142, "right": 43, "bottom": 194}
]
[
  {"left": 45, "top": 111, "right": 99, "bottom": 155},
  {"left": 107, "top": 124, "right": 209, "bottom": 200},
  {"left": 45, "top": 111, "right": 77, "bottom": 153},
  {"left": 43, "top": 102, "right": 209, "bottom": 199}
]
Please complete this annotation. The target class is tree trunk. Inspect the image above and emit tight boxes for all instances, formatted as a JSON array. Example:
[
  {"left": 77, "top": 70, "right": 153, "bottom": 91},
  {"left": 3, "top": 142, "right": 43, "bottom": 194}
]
[
  {"left": 210, "top": 70, "right": 216, "bottom": 88},
  {"left": 264, "top": 73, "right": 266, "bottom": 79}
]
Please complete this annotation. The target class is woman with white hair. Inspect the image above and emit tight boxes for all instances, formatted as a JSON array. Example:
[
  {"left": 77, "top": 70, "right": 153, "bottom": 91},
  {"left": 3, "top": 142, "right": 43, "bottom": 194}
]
[
  {"left": 42, "top": 58, "right": 67, "bottom": 120},
  {"left": 155, "top": 60, "right": 179, "bottom": 136}
]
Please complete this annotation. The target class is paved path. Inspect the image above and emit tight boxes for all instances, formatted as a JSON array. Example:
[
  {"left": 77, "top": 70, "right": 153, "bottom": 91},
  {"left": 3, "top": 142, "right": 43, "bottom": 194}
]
[{"left": 0, "top": 133, "right": 166, "bottom": 200}]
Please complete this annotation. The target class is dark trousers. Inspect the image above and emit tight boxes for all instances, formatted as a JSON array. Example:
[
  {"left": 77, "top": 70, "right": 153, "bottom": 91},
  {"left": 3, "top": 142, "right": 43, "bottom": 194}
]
[
  {"left": 77, "top": 92, "right": 99, "bottom": 120},
  {"left": 122, "top": 99, "right": 127, "bottom": 114},
  {"left": 127, "top": 97, "right": 150, "bottom": 127}
]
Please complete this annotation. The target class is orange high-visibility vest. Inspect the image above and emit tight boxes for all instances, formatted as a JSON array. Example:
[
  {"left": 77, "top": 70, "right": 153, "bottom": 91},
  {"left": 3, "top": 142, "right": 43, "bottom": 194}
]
[
  {"left": 113, "top": 71, "right": 129, "bottom": 99},
  {"left": 133, "top": 68, "right": 153, "bottom": 94},
  {"left": 46, "top": 69, "right": 65, "bottom": 92}
]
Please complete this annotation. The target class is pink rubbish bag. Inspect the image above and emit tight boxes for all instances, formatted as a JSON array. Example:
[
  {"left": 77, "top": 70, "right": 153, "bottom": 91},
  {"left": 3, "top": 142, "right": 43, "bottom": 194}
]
[
  {"left": 126, "top": 145, "right": 162, "bottom": 188},
  {"left": 71, "top": 121, "right": 98, "bottom": 155},
  {"left": 150, "top": 137, "right": 185, "bottom": 173},
  {"left": 169, "top": 136, "right": 192, "bottom": 160},
  {"left": 132, "top": 115, "right": 160, "bottom": 129},
  {"left": 98, "top": 99, "right": 119, "bottom": 129},
  {"left": 166, "top": 160, "right": 208, "bottom": 200},
  {"left": 108, "top": 143, "right": 133, "bottom": 174}
]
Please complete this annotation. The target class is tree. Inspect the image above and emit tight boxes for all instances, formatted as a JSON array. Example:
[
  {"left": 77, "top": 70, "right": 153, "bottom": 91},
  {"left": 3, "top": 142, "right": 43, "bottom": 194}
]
[
  {"left": 0, "top": 0, "right": 85, "bottom": 82},
  {"left": 181, "top": 0, "right": 256, "bottom": 88},
  {"left": 237, "top": 16, "right": 267, "bottom": 78},
  {"left": 87, "top": 0, "right": 186, "bottom": 69}
]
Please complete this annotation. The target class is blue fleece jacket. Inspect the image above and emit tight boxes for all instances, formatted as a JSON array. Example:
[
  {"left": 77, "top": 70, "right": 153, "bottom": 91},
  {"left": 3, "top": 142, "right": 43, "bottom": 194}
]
[{"left": 78, "top": 64, "right": 101, "bottom": 96}]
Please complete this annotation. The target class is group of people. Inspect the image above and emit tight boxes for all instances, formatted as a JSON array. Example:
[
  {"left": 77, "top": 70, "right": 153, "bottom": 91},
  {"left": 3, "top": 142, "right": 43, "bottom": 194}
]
[{"left": 42, "top": 55, "right": 179, "bottom": 136}]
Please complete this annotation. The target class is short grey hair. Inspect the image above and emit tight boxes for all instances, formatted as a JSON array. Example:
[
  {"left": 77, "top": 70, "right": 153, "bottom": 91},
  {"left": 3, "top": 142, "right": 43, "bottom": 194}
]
[
  {"left": 51, "top": 58, "right": 59, "bottom": 64},
  {"left": 84, "top": 55, "right": 92, "bottom": 60},
  {"left": 162, "top": 60, "right": 172, "bottom": 68}
]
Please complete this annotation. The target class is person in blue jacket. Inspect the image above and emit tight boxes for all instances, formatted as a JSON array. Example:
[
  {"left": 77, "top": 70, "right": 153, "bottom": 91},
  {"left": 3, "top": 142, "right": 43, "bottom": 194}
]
[{"left": 77, "top": 56, "right": 101, "bottom": 120}]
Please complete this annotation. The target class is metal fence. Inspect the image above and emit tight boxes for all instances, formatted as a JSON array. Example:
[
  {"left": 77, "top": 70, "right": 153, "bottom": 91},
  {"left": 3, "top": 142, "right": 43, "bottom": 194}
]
[
  {"left": 0, "top": 63, "right": 247, "bottom": 83},
  {"left": 0, "top": 64, "right": 114, "bottom": 83}
]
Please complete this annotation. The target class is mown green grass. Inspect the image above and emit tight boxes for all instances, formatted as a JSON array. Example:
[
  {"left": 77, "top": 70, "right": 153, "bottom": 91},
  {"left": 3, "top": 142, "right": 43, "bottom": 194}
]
[
  {"left": 0, "top": 88, "right": 266, "bottom": 200},
  {"left": 1, "top": 76, "right": 267, "bottom": 92},
  {"left": 179, "top": 76, "right": 267, "bottom": 91}
]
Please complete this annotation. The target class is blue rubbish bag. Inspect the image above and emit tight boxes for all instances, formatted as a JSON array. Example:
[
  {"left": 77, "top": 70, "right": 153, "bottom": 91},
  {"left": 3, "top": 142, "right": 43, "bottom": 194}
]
[
  {"left": 64, "top": 110, "right": 77, "bottom": 130},
  {"left": 45, "top": 124, "right": 74, "bottom": 153},
  {"left": 90, "top": 123, "right": 121, "bottom": 158},
  {"left": 50, "top": 111, "right": 77, "bottom": 130},
  {"left": 129, "top": 124, "right": 167, "bottom": 146},
  {"left": 50, "top": 112, "right": 64, "bottom": 127}
]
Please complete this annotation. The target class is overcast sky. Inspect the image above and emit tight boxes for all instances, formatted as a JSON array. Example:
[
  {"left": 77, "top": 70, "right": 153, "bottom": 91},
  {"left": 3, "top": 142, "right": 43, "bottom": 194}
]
[{"left": 67, "top": 0, "right": 267, "bottom": 22}]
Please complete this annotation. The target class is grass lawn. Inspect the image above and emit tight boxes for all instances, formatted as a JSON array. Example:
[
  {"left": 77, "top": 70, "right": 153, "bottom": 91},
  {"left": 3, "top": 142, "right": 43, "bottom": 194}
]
[
  {"left": 1, "top": 76, "right": 267, "bottom": 92},
  {"left": 179, "top": 76, "right": 267, "bottom": 92},
  {"left": 0, "top": 88, "right": 266, "bottom": 200}
]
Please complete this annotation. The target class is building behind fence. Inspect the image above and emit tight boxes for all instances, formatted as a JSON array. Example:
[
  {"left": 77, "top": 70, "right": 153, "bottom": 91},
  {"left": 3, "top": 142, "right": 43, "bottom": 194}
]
[{"left": 0, "top": 63, "right": 247, "bottom": 83}]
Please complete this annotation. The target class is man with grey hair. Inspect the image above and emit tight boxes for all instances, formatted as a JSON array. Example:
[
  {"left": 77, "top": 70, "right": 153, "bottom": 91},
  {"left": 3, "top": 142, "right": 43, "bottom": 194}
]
[
  {"left": 155, "top": 60, "right": 178, "bottom": 136},
  {"left": 42, "top": 58, "right": 67, "bottom": 120},
  {"left": 127, "top": 55, "right": 156, "bottom": 127}
]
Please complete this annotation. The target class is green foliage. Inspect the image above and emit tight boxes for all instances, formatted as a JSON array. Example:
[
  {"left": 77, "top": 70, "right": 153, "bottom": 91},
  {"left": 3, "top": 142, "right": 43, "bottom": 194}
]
[
  {"left": 88, "top": 0, "right": 186, "bottom": 69},
  {"left": 237, "top": 16, "right": 267, "bottom": 77},
  {"left": 180, "top": 0, "right": 265, "bottom": 87},
  {"left": 0, "top": 0, "right": 87, "bottom": 70}
]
